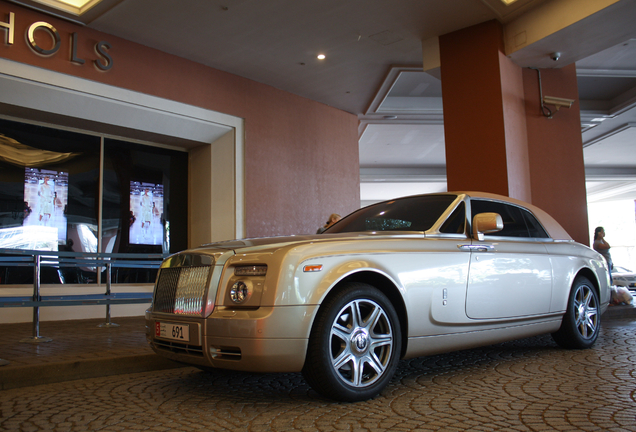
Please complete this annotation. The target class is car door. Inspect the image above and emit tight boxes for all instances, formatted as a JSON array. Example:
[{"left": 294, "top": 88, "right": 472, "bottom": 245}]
[{"left": 463, "top": 200, "right": 553, "bottom": 319}]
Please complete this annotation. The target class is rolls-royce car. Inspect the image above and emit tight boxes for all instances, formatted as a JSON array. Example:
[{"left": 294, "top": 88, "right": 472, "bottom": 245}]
[{"left": 146, "top": 192, "right": 610, "bottom": 401}]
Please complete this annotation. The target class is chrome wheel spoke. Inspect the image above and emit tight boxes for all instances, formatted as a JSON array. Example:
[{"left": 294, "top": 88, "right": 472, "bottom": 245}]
[
  {"left": 351, "top": 356, "right": 364, "bottom": 386},
  {"left": 367, "top": 352, "right": 386, "bottom": 375},
  {"left": 331, "top": 322, "right": 351, "bottom": 342},
  {"left": 370, "top": 334, "right": 392, "bottom": 350},
  {"left": 351, "top": 301, "right": 364, "bottom": 328},
  {"left": 362, "top": 304, "right": 382, "bottom": 330},
  {"left": 583, "top": 306, "right": 598, "bottom": 336},
  {"left": 332, "top": 350, "right": 354, "bottom": 371}
]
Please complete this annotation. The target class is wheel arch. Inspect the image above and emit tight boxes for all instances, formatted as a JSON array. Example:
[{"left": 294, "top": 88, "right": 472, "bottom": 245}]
[
  {"left": 552, "top": 264, "right": 603, "bottom": 312},
  {"left": 575, "top": 267, "right": 601, "bottom": 298},
  {"left": 316, "top": 270, "right": 409, "bottom": 358}
]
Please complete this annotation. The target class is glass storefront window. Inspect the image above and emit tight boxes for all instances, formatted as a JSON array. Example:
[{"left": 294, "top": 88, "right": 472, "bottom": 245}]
[
  {"left": 101, "top": 139, "right": 187, "bottom": 284},
  {"left": 0, "top": 118, "right": 188, "bottom": 284}
]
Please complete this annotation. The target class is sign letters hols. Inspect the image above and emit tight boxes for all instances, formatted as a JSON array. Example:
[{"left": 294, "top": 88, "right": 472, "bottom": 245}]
[{"left": 0, "top": 11, "right": 112, "bottom": 71}]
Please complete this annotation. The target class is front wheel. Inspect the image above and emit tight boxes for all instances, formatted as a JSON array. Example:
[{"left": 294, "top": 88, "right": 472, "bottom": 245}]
[
  {"left": 552, "top": 276, "right": 600, "bottom": 349},
  {"left": 302, "top": 282, "right": 402, "bottom": 402}
]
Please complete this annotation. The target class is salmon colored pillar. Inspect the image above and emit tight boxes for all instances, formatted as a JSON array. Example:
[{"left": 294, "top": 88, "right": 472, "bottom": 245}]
[
  {"left": 523, "top": 65, "right": 589, "bottom": 245},
  {"left": 439, "top": 20, "right": 531, "bottom": 202},
  {"left": 439, "top": 20, "right": 589, "bottom": 244}
]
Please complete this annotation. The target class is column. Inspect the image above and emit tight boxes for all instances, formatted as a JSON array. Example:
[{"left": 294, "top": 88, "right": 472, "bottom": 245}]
[{"left": 439, "top": 20, "right": 589, "bottom": 244}]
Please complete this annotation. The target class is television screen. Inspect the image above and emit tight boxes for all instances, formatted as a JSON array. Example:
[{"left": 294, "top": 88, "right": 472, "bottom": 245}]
[
  {"left": 129, "top": 181, "right": 163, "bottom": 246},
  {"left": 21, "top": 168, "right": 69, "bottom": 250}
]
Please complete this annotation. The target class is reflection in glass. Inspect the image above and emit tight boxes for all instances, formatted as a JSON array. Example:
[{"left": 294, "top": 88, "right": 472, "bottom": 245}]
[
  {"left": 0, "top": 118, "right": 100, "bottom": 284},
  {"left": 326, "top": 195, "right": 457, "bottom": 234}
]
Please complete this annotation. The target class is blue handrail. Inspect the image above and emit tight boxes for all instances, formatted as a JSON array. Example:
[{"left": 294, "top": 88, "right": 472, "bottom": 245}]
[{"left": 0, "top": 248, "right": 168, "bottom": 342}]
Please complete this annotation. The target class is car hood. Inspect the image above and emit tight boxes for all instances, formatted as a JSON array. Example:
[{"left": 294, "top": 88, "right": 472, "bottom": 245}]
[
  {"left": 195, "top": 232, "right": 425, "bottom": 254},
  {"left": 200, "top": 235, "right": 318, "bottom": 250}
]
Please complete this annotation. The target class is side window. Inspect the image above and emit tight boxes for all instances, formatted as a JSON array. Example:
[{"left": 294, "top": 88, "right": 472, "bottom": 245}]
[
  {"left": 522, "top": 209, "right": 550, "bottom": 238},
  {"left": 440, "top": 202, "right": 466, "bottom": 234},
  {"left": 470, "top": 200, "right": 529, "bottom": 238}
]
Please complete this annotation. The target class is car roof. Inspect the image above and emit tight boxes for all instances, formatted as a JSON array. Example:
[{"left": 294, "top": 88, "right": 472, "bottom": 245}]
[
  {"left": 453, "top": 191, "right": 573, "bottom": 241},
  {"left": 361, "top": 191, "right": 574, "bottom": 241}
]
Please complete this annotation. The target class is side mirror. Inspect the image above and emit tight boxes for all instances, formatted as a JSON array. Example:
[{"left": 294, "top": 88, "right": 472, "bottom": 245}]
[{"left": 472, "top": 212, "right": 503, "bottom": 241}]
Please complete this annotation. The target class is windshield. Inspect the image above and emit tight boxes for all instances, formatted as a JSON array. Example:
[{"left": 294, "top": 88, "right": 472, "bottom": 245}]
[{"left": 325, "top": 195, "right": 458, "bottom": 234}]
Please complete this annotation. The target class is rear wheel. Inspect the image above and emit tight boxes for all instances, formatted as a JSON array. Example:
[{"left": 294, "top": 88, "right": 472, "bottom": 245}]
[
  {"left": 552, "top": 276, "right": 600, "bottom": 349},
  {"left": 302, "top": 282, "right": 401, "bottom": 402}
]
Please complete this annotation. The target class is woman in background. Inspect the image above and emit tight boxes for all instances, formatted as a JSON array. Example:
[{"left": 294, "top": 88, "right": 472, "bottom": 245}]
[
  {"left": 593, "top": 226, "right": 613, "bottom": 284},
  {"left": 317, "top": 213, "right": 341, "bottom": 234}
]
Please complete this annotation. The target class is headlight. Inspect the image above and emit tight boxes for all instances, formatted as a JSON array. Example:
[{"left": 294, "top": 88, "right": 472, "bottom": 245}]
[
  {"left": 230, "top": 281, "right": 250, "bottom": 304},
  {"left": 223, "top": 264, "right": 267, "bottom": 307}
]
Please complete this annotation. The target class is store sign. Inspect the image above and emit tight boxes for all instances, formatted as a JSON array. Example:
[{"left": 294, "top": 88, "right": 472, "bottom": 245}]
[{"left": 0, "top": 11, "right": 113, "bottom": 71}]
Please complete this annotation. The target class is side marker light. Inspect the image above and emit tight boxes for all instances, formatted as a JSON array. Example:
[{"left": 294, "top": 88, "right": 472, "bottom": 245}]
[{"left": 303, "top": 265, "right": 323, "bottom": 272}]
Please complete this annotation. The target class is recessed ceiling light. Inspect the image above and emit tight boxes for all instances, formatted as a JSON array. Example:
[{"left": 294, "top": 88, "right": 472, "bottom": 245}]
[
  {"left": 25, "top": 0, "right": 103, "bottom": 15},
  {"left": 500, "top": 0, "right": 518, "bottom": 4},
  {"left": 317, "top": 54, "right": 326, "bottom": 60}
]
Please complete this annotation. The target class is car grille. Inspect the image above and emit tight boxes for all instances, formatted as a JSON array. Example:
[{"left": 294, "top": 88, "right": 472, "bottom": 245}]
[{"left": 153, "top": 266, "right": 211, "bottom": 315}]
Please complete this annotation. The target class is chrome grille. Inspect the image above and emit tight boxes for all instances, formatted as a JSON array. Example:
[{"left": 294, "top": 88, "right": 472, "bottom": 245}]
[{"left": 153, "top": 266, "right": 210, "bottom": 315}]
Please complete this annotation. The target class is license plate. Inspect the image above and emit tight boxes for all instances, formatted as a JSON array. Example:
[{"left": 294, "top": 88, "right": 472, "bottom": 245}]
[{"left": 155, "top": 321, "right": 190, "bottom": 342}]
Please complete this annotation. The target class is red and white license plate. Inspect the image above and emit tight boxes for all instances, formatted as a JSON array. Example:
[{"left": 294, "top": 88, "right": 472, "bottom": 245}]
[{"left": 155, "top": 321, "right": 190, "bottom": 342}]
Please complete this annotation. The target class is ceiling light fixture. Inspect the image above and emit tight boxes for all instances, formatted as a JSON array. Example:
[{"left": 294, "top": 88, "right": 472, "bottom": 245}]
[
  {"left": 317, "top": 54, "right": 326, "bottom": 60},
  {"left": 28, "top": 0, "right": 103, "bottom": 15},
  {"left": 9, "top": 0, "right": 120, "bottom": 25},
  {"left": 499, "top": 0, "right": 519, "bottom": 4}
]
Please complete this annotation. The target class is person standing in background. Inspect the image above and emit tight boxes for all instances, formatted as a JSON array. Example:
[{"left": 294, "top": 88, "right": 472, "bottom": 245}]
[
  {"left": 38, "top": 176, "right": 54, "bottom": 225},
  {"left": 317, "top": 213, "right": 341, "bottom": 234},
  {"left": 593, "top": 226, "right": 613, "bottom": 284}
]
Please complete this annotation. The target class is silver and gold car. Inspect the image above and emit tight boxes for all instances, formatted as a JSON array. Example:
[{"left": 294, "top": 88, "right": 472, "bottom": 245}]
[{"left": 146, "top": 192, "right": 610, "bottom": 401}]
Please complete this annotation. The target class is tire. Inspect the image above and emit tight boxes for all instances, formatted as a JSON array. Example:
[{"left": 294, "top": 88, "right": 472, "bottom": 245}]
[
  {"left": 302, "top": 282, "right": 402, "bottom": 402},
  {"left": 552, "top": 276, "right": 600, "bottom": 349}
]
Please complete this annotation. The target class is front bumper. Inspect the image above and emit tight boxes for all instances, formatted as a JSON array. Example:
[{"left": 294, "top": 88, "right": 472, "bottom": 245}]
[{"left": 146, "top": 304, "right": 318, "bottom": 373}]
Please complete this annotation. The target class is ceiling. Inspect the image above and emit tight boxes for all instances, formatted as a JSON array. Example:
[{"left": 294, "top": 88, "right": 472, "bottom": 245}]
[{"left": 12, "top": 0, "right": 636, "bottom": 205}]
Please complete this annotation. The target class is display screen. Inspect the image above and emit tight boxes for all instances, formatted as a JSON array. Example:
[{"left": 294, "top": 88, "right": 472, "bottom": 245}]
[
  {"left": 19, "top": 168, "right": 69, "bottom": 250},
  {"left": 129, "top": 181, "right": 163, "bottom": 246}
]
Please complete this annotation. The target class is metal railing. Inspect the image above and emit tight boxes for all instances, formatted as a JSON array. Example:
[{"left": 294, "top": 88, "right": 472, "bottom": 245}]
[{"left": 0, "top": 249, "right": 166, "bottom": 348}]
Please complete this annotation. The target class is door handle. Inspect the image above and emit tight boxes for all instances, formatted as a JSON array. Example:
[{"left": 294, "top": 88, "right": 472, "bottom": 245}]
[{"left": 458, "top": 244, "right": 494, "bottom": 252}]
